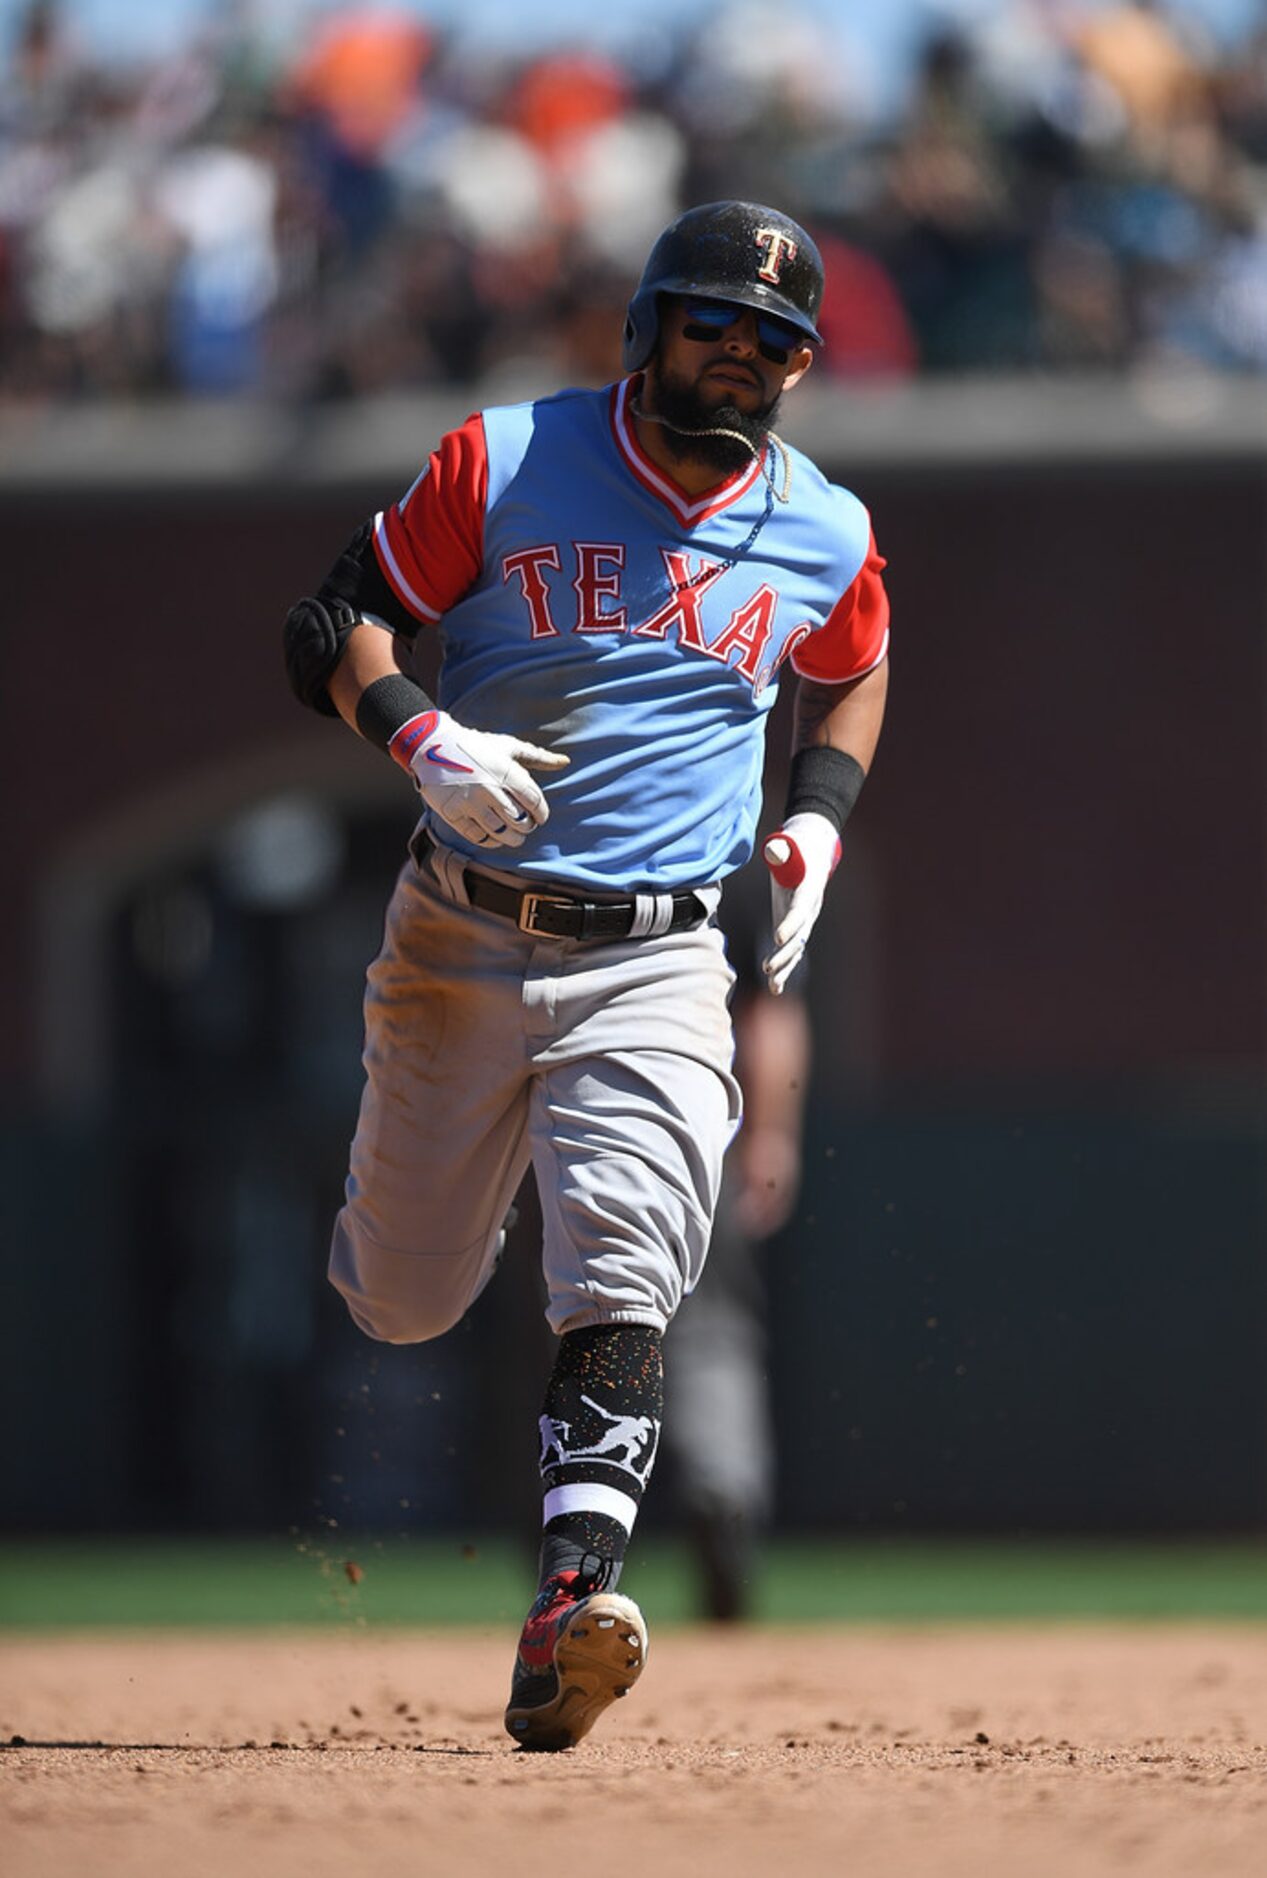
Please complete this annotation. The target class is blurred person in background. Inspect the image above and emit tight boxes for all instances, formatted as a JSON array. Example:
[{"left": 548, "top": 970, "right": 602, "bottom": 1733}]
[
  {"left": 874, "top": 28, "right": 1037, "bottom": 370},
  {"left": 3, "top": 0, "right": 1266, "bottom": 405},
  {"left": 665, "top": 858, "right": 810, "bottom": 1623}
]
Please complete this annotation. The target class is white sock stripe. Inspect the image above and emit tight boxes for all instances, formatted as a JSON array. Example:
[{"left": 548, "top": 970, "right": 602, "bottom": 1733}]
[{"left": 542, "top": 1481, "right": 640, "bottom": 1533}]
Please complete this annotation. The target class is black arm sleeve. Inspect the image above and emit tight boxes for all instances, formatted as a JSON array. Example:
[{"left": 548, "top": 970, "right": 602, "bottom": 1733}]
[
  {"left": 283, "top": 516, "right": 422, "bottom": 717},
  {"left": 316, "top": 517, "right": 418, "bottom": 638}
]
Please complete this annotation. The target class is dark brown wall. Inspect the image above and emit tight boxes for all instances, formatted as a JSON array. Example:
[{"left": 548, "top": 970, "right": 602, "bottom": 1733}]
[
  {"left": 861, "top": 459, "right": 1266, "bottom": 1079},
  {"left": 7, "top": 457, "right": 1264, "bottom": 1095},
  {"left": 4, "top": 487, "right": 358, "bottom": 1089}
]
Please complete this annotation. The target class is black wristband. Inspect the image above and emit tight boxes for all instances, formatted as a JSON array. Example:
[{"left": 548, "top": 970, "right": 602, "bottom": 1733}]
[
  {"left": 355, "top": 673, "right": 437, "bottom": 754},
  {"left": 784, "top": 745, "right": 866, "bottom": 835}
]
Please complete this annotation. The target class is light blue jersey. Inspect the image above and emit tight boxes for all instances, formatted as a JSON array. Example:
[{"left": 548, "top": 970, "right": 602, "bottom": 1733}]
[{"left": 375, "top": 377, "right": 889, "bottom": 891}]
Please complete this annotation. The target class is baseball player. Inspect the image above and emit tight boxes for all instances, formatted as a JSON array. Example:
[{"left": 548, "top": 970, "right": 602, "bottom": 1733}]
[{"left": 283, "top": 201, "right": 889, "bottom": 1751}]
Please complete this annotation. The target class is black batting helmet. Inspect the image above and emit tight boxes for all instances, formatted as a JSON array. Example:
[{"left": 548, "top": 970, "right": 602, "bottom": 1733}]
[{"left": 622, "top": 200, "right": 824, "bottom": 373}]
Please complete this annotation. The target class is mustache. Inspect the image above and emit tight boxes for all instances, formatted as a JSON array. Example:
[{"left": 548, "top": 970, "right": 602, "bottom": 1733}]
[{"left": 703, "top": 359, "right": 762, "bottom": 389}]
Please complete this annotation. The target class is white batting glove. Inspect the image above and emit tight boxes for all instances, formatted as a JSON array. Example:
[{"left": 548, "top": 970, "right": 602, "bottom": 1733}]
[
  {"left": 392, "top": 709, "right": 569, "bottom": 850},
  {"left": 762, "top": 811, "right": 842, "bottom": 995}
]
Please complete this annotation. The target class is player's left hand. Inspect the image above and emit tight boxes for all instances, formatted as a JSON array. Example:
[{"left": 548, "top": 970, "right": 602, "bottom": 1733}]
[{"left": 761, "top": 811, "right": 841, "bottom": 995}]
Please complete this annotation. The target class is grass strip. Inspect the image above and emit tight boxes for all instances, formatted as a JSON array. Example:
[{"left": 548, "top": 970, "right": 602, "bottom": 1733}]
[{"left": 2, "top": 1537, "right": 1266, "bottom": 1630}]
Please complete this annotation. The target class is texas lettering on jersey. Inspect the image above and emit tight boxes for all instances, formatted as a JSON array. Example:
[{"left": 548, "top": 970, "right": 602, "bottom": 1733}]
[
  {"left": 366, "top": 376, "right": 890, "bottom": 892},
  {"left": 500, "top": 542, "right": 808, "bottom": 694}
]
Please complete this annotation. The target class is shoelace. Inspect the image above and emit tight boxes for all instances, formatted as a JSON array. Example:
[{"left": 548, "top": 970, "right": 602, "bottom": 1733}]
[
  {"left": 575, "top": 1550, "right": 615, "bottom": 1596},
  {"left": 527, "top": 1552, "right": 615, "bottom": 1625}
]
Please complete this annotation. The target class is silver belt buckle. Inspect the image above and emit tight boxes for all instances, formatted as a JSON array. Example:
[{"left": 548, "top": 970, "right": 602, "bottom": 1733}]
[{"left": 517, "top": 891, "right": 571, "bottom": 935}]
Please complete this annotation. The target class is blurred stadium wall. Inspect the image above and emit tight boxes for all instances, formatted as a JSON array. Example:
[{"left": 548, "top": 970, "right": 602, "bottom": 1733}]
[{"left": 2, "top": 376, "right": 1265, "bottom": 1536}]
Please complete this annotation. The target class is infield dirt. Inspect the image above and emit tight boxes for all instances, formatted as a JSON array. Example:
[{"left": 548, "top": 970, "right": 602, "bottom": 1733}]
[{"left": 4, "top": 1627, "right": 1266, "bottom": 1876}]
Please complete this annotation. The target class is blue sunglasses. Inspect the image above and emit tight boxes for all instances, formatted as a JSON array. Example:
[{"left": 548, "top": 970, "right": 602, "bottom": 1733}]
[{"left": 679, "top": 298, "right": 803, "bottom": 364}]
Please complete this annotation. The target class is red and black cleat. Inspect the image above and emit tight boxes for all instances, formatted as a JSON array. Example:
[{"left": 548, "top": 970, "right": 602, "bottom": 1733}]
[{"left": 504, "top": 1558, "right": 647, "bottom": 1751}]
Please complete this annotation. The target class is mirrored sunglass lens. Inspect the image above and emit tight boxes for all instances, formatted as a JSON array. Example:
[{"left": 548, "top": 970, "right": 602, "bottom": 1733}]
[
  {"left": 682, "top": 301, "right": 799, "bottom": 354},
  {"left": 682, "top": 302, "right": 734, "bottom": 328},
  {"left": 757, "top": 317, "right": 798, "bottom": 351}
]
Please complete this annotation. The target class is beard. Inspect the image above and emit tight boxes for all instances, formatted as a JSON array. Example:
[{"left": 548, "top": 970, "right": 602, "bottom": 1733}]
[{"left": 642, "top": 360, "right": 782, "bottom": 475}]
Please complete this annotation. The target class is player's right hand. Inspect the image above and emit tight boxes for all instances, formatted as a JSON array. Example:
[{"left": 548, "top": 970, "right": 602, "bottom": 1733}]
[{"left": 404, "top": 710, "right": 570, "bottom": 849}]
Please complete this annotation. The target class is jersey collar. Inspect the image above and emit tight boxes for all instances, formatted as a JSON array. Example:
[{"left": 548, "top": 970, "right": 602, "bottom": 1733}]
[{"left": 610, "top": 375, "right": 764, "bottom": 528}]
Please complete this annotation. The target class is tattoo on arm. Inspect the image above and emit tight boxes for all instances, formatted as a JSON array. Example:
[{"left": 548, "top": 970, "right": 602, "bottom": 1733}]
[{"left": 793, "top": 678, "right": 851, "bottom": 750}]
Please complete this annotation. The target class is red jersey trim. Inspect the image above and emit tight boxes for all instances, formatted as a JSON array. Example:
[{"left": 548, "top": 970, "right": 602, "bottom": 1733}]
[
  {"left": 373, "top": 412, "right": 488, "bottom": 624},
  {"left": 790, "top": 527, "right": 891, "bottom": 684},
  {"left": 610, "top": 377, "right": 764, "bottom": 528},
  {"left": 791, "top": 622, "right": 890, "bottom": 684},
  {"left": 373, "top": 508, "right": 444, "bottom": 622}
]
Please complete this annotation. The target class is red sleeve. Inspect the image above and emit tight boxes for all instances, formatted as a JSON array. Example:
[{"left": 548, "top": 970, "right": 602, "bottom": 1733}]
[
  {"left": 790, "top": 527, "right": 890, "bottom": 684},
  {"left": 372, "top": 412, "right": 488, "bottom": 624}
]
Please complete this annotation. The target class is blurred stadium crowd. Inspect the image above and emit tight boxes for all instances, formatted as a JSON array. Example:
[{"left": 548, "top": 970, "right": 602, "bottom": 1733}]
[{"left": 2, "top": 0, "right": 1266, "bottom": 401}]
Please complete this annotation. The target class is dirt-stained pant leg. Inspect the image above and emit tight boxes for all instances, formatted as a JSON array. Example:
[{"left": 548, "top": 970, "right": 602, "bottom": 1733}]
[
  {"left": 532, "top": 1051, "right": 738, "bottom": 1332},
  {"left": 331, "top": 845, "right": 741, "bottom": 1344},
  {"left": 329, "top": 859, "right": 534, "bottom": 1343}
]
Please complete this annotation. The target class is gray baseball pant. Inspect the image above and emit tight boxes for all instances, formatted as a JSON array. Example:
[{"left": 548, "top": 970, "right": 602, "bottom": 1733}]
[{"left": 329, "top": 835, "right": 742, "bottom": 1340}]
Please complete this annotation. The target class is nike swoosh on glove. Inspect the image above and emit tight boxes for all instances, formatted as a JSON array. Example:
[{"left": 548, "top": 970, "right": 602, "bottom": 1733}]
[
  {"left": 761, "top": 810, "right": 842, "bottom": 995},
  {"left": 392, "top": 709, "right": 570, "bottom": 849}
]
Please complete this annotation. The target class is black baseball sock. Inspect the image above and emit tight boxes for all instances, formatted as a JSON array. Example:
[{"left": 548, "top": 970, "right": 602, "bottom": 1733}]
[{"left": 536, "top": 1323, "right": 664, "bottom": 1591}]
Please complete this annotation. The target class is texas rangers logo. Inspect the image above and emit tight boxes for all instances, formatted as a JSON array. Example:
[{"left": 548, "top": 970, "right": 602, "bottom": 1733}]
[
  {"left": 754, "top": 225, "right": 797, "bottom": 284},
  {"left": 539, "top": 1397, "right": 659, "bottom": 1482}
]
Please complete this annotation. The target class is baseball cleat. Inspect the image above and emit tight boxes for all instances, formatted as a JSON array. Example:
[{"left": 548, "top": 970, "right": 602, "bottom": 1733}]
[{"left": 504, "top": 1562, "right": 647, "bottom": 1752}]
